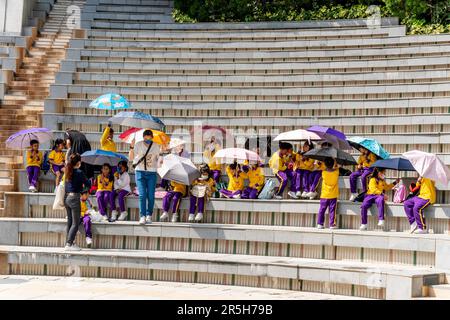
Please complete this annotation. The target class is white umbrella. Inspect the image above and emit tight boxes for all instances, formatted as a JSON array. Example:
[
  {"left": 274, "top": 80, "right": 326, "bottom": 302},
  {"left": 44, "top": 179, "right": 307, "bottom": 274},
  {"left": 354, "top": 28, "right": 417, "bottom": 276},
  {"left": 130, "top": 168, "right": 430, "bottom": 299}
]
[
  {"left": 213, "top": 148, "right": 262, "bottom": 164},
  {"left": 157, "top": 154, "right": 200, "bottom": 185},
  {"left": 402, "top": 150, "right": 450, "bottom": 186},
  {"left": 274, "top": 129, "right": 321, "bottom": 142},
  {"left": 168, "top": 138, "right": 186, "bottom": 150}
]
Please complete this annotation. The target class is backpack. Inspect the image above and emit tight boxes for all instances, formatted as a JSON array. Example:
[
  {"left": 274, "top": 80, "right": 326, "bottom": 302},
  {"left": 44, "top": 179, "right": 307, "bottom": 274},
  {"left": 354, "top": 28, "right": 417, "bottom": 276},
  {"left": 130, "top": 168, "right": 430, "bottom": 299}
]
[
  {"left": 393, "top": 184, "right": 407, "bottom": 203},
  {"left": 258, "top": 178, "right": 277, "bottom": 199},
  {"left": 41, "top": 151, "right": 50, "bottom": 174},
  {"left": 213, "top": 182, "right": 227, "bottom": 198}
]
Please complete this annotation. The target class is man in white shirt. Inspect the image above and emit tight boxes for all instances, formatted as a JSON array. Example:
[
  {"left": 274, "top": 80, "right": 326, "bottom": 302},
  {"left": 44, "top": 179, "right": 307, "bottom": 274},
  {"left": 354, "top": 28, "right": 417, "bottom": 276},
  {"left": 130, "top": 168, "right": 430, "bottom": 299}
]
[{"left": 129, "top": 130, "right": 162, "bottom": 225}]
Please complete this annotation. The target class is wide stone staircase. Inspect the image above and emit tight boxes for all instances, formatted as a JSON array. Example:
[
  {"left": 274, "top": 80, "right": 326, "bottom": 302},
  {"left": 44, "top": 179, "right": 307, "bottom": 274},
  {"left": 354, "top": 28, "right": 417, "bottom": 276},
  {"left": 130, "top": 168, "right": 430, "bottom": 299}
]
[{"left": 0, "top": 0, "right": 449, "bottom": 299}]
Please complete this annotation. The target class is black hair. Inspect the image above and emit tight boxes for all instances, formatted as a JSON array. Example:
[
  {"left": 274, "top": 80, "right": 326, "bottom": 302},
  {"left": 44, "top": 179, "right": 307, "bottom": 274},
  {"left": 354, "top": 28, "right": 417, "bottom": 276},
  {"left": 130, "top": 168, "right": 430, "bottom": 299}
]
[
  {"left": 102, "top": 163, "right": 111, "bottom": 170},
  {"left": 118, "top": 160, "right": 128, "bottom": 172},
  {"left": 229, "top": 163, "right": 238, "bottom": 170},
  {"left": 371, "top": 167, "right": 385, "bottom": 180},
  {"left": 303, "top": 141, "right": 314, "bottom": 150},
  {"left": 324, "top": 157, "right": 335, "bottom": 169},
  {"left": 109, "top": 128, "right": 114, "bottom": 134},
  {"left": 53, "top": 138, "right": 64, "bottom": 150},
  {"left": 321, "top": 142, "right": 332, "bottom": 148},
  {"left": 81, "top": 189, "right": 89, "bottom": 195},
  {"left": 199, "top": 164, "right": 211, "bottom": 179},
  {"left": 143, "top": 129, "right": 153, "bottom": 138},
  {"left": 30, "top": 139, "right": 39, "bottom": 146},
  {"left": 279, "top": 142, "right": 293, "bottom": 150}
]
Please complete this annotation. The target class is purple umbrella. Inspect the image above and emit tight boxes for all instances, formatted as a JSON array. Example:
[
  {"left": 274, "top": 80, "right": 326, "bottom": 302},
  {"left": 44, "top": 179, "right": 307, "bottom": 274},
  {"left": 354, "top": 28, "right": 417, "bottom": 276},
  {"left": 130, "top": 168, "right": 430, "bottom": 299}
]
[
  {"left": 307, "top": 125, "right": 351, "bottom": 150},
  {"left": 5, "top": 128, "right": 53, "bottom": 149}
]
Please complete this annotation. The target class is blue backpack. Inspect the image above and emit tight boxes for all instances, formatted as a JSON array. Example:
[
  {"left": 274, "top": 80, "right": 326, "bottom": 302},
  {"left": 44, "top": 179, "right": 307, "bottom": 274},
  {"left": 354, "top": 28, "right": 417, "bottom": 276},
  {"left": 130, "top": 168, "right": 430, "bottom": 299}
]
[
  {"left": 258, "top": 178, "right": 277, "bottom": 199},
  {"left": 41, "top": 151, "right": 50, "bottom": 174}
]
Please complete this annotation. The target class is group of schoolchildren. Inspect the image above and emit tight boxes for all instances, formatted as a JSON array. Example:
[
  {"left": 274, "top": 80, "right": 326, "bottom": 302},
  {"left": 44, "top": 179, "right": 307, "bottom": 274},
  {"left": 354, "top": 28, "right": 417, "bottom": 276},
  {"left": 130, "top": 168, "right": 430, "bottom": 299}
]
[{"left": 25, "top": 126, "right": 436, "bottom": 246}]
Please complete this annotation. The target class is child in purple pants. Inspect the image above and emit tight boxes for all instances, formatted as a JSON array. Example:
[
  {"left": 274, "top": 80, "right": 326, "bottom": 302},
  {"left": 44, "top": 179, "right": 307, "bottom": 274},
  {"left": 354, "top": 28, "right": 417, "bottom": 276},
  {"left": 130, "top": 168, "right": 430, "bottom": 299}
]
[
  {"left": 317, "top": 158, "right": 339, "bottom": 229},
  {"left": 80, "top": 190, "right": 93, "bottom": 248},
  {"left": 112, "top": 160, "right": 131, "bottom": 222},
  {"left": 26, "top": 139, "right": 43, "bottom": 192},
  {"left": 160, "top": 181, "right": 186, "bottom": 223},
  {"left": 95, "top": 163, "right": 114, "bottom": 222},
  {"left": 189, "top": 164, "right": 216, "bottom": 222}
]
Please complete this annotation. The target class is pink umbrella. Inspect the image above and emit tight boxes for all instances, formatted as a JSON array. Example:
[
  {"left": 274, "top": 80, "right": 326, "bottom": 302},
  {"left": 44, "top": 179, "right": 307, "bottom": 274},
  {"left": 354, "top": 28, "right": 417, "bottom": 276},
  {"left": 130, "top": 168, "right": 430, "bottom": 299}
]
[
  {"left": 402, "top": 150, "right": 450, "bottom": 185},
  {"left": 213, "top": 148, "right": 262, "bottom": 164}
]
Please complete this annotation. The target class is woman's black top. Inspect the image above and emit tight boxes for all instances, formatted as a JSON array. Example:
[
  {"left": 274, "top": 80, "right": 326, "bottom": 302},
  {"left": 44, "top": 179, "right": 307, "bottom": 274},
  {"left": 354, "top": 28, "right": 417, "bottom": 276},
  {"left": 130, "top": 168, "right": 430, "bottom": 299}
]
[{"left": 65, "top": 169, "right": 91, "bottom": 193}]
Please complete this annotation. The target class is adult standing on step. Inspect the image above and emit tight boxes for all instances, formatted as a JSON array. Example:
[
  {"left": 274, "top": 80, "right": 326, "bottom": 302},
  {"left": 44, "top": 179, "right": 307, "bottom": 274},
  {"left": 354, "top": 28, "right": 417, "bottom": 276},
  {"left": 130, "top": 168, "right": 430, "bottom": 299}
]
[
  {"left": 130, "top": 130, "right": 162, "bottom": 225},
  {"left": 64, "top": 153, "right": 90, "bottom": 251}
]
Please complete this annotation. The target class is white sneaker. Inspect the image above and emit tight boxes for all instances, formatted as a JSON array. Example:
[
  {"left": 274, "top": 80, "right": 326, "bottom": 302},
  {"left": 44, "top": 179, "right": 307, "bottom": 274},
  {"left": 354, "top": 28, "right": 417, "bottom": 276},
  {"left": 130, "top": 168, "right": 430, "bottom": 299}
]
[
  {"left": 138, "top": 216, "right": 146, "bottom": 225},
  {"left": 29, "top": 186, "right": 37, "bottom": 193},
  {"left": 160, "top": 211, "right": 169, "bottom": 222},
  {"left": 288, "top": 191, "right": 299, "bottom": 199},
  {"left": 274, "top": 195, "right": 283, "bottom": 200},
  {"left": 301, "top": 191, "right": 308, "bottom": 198},
  {"left": 295, "top": 191, "right": 302, "bottom": 198},
  {"left": 118, "top": 211, "right": 128, "bottom": 221},
  {"left": 188, "top": 214, "right": 195, "bottom": 222},
  {"left": 349, "top": 193, "right": 358, "bottom": 201},
  {"left": 329, "top": 225, "right": 338, "bottom": 229},
  {"left": 101, "top": 215, "right": 108, "bottom": 222},
  {"left": 111, "top": 210, "right": 118, "bottom": 221},
  {"left": 377, "top": 220, "right": 385, "bottom": 227},
  {"left": 414, "top": 228, "right": 428, "bottom": 234},
  {"left": 232, "top": 194, "right": 241, "bottom": 199},
  {"left": 145, "top": 215, "right": 152, "bottom": 224},
  {"left": 86, "top": 237, "right": 92, "bottom": 248},
  {"left": 409, "top": 221, "right": 418, "bottom": 234},
  {"left": 304, "top": 192, "right": 313, "bottom": 198},
  {"left": 65, "top": 244, "right": 81, "bottom": 251},
  {"left": 359, "top": 224, "right": 368, "bottom": 231},
  {"left": 219, "top": 193, "right": 225, "bottom": 198},
  {"left": 308, "top": 192, "right": 317, "bottom": 200},
  {"left": 316, "top": 224, "right": 324, "bottom": 229},
  {"left": 171, "top": 214, "right": 178, "bottom": 223},
  {"left": 195, "top": 212, "right": 203, "bottom": 222}
]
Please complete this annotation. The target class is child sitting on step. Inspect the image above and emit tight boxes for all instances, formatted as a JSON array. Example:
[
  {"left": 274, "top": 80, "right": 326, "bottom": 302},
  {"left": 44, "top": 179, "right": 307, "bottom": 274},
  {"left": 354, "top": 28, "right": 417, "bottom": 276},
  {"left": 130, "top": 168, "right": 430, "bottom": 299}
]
[
  {"left": 241, "top": 162, "right": 265, "bottom": 199},
  {"left": 349, "top": 147, "right": 377, "bottom": 201},
  {"left": 26, "top": 139, "right": 43, "bottom": 193},
  {"left": 269, "top": 142, "right": 296, "bottom": 199},
  {"left": 219, "top": 162, "right": 247, "bottom": 199},
  {"left": 295, "top": 141, "right": 315, "bottom": 199},
  {"left": 160, "top": 180, "right": 187, "bottom": 223},
  {"left": 189, "top": 164, "right": 216, "bottom": 222},
  {"left": 48, "top": 139, "right": 66, "bottom": 190},
  {"left": 317, "top": 158, "right": 339, "bottom": 229},
  {"left": 112, "top": 160, "right": 131, "bottom": 221},
  {"left": 95, "top": 163, "right": 114, "bottom": 222},
  {"left": 80, "top": 189, "right": 93, "bottom": 248},
  {"left": 360, "top": 168, "right": 399, "bottom": 231}
]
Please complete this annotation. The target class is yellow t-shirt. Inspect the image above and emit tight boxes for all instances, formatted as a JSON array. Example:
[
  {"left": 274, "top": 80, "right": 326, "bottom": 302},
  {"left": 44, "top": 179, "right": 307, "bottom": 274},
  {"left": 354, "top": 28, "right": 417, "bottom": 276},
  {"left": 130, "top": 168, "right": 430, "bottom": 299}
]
[
  {"left": 226, "top": 166, "right": 246, "bottom": 191},
  {"left": 367, "top": 177, "right": 394, "bottom": 195},
  {"left": 26, "top": 150, "right": 43, "bottom": 167},
  {"left": 80, "top": 200, "right": 88, "bottom": 217},
  {"left": 320, "top": 169, "right": 340, "bottom": 199},
  {"left": 97, "top": 175, "right": 113, "bottom": 191},
  {"left": 170, "top": 181, "right": 186, "bottom": 196},
  {"left": 294, "top": 154, "right": 315, "bottom": 171},
  {"left": 48, "top": 150, "right": 65, "bottom": 165},
  {"left": 100, "top": 127, "right": 117, "bottom": 152},
  {"left": 247, "top": 166, "right": 265, "bottom": 191},
  {"left": 203, "top": 144, "right": 222, "bottom": 171},
  {"left": 357, "top": 153, "right": 377, "bottom": 168},
  {"left": 417, "top": 178, "right": 436, "bottom": 204},
  {"left": 269, "top": 151, "right": 287, "bottom": 174}
]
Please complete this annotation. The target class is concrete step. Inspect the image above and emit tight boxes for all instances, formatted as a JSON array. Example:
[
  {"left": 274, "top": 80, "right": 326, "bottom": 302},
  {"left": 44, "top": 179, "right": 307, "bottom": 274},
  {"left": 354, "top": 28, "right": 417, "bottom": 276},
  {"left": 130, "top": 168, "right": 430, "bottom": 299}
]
[
  {"left": 0, "top": 245, "right": 444, "bottom": 299},
  {"left": 428, "top": 284, "right": 450, "bottom": 299}
]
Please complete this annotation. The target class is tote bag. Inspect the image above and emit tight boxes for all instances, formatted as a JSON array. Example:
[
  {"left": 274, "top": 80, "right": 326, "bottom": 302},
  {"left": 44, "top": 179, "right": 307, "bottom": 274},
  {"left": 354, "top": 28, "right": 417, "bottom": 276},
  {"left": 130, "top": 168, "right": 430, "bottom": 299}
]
[{"left": 52, "top": 181, "right": 65, "bottom": 210}]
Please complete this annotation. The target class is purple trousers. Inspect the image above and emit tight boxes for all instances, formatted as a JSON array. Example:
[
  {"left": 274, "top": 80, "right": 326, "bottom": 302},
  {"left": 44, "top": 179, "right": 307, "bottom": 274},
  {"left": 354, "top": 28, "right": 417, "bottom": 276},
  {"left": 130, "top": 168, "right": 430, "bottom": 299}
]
[
  {"left": 295, "top": 169, "right": 310, "bottom": 193},
  {"left": 162, "top": 190, "right": 183, "bottom": 213},
  {"left": 275, "top": 169, "right": 296, "bottom": 196},
  {"left": 403, "top": 196, "right": 430, "bottom": 230},
  {"left": 308, "top": 170, "right": 322, "bottom": 192},
  {"left": 190, "top": 195, "right": 205, "bottom": 214},
  {"left": 360, "top": 194, "right": 385, "bottom": 224},
  {"left": 26, "top": 166, "right": 40, "bottom": 188},
  {"left": 220, "top": 189, "right": 242, "bottom": 198},
  {"left": 241, "top": 187, "right": 258, "bottom": 199},
  {"left": 51, "top": 164, "right": 64, "bottom": 175},
  {"left": 81, "top": 215, "right": 92, "bottom": 238},
  {"left": 350, "top": 167, "right": 373, "bottom": 194},
  {"left": 96, "top": 190, "right": 114, "bottom": 216},
  {"left": 211, "top": 170, "right": 221, "bottom": 183},
  {"left": 114, "top": 189, "right": 129, "bottom": 212},
  {"left": 318, "top": 198, "right": 337, "bottom": 227}
]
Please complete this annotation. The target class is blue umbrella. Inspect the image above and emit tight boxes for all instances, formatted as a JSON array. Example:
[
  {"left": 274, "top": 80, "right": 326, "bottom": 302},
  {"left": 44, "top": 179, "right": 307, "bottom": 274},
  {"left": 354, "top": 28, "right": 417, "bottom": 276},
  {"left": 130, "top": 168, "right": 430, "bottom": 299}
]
[
  {"left": 370, "top": 158, "right": 415, "bottom": 171},
  {"left": 348, "top": 136, "right": 390, "bottom": 160},
  {"left": 89, "top": 93, "right": 130, "bottom": 110},
  {"left": 81, "top": 149, "right": 128, "bottom": 166},
  {"left": 109, "top": 111, "right": 165, "bottom": 130}
]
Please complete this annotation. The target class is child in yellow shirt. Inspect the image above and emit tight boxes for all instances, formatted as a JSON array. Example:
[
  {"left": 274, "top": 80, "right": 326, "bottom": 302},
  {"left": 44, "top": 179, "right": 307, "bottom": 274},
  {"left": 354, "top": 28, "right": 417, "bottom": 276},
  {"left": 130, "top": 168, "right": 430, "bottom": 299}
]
[
  {"left": 100, "top": 124, "right": 116, "bottom": 152},
  {"left": 48, "top": 139, "right": 66, "bottom": 188},
  {"left": 269, "top": 142, "right": 296, "bottom": 199},
  {"left": 317, "top": 158, "right": 339, "bottom": 229},
  {"left": 26, "top": 139, "right": 43, "bottom": 192},
  {"left": 403, "top": 177, "right": 436, "bottom": 234},
  {"left": 160, "top": 180, "right": 187, "bottom": 223},
  {"left": 219, "top": 162, "right": 247, "bottom": 199},
  {"left": 349, "top": 147, "right": 378, "bottom": 201},
  {"left": 95, "top": 163, "right": 114, "bottom": 222},
  {"left": 360, "top": 168, "right": 399, "bottom": 230},
  {"left": 241, "top": 162, "right": 265, "bottom": 199},
  {"left": 203, "top": 137, "right": 222, "bottom": 182},
  {"left": 295, "top": 141, "right": 315, "bottom": 198},
  {"left": 190, "top": 164, "right": 216, "bottom": 222},
  {"left": 80, "top": 190, "right": 93, "bottom": 247}
]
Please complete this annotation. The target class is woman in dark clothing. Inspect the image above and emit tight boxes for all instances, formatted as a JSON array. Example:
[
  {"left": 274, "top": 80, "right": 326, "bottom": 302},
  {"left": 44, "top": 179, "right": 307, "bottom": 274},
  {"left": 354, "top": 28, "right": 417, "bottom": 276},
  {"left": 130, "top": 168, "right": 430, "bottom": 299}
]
[
  {"left": 64, "top": 129, "right": 95, "bottom": 179},
  {"left": 64, "top": 153, "right": 90, "bottom": 251}
]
